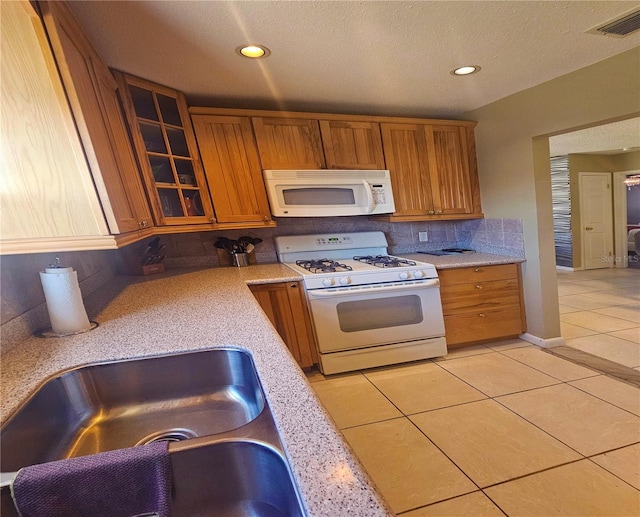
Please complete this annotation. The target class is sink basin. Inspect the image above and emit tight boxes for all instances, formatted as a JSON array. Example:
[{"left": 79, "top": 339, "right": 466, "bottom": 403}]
[
  {"left": 170, "top": 440, "right": 305, "bottom": 517},
  {"left": 1, "top": 348, "right": 265, "bottom": 471}
]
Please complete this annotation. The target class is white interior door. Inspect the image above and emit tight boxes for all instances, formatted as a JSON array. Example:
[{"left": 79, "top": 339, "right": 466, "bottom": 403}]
[{"left": 579, "top": 172, "right": 613, "bottom": 270}]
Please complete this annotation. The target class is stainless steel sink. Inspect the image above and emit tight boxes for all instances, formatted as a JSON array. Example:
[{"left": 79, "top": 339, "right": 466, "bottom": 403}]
[
  {"left": 170, "top": 440, "right": 305, "bottom": 517},
  {"left": 1, "top": 348, "right": 308, "bottom": 516},
  {"left": 1, "top": 348, "right": 265, "bottom": 471}
]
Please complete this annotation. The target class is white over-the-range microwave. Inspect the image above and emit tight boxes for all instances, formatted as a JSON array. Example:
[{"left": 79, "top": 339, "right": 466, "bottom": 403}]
[{"left": 262, "top": 169, "right": 396, "bottom": 217}]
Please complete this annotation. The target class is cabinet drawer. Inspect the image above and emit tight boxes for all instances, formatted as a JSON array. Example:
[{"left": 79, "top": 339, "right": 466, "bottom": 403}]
[
  {"left": 439, "top": 263, "right": 518, "bottom": 286},
  {"left": 444, "top": 307, "right": 524, "bottom": 346},
  {"left": 440, "top": 279, "right": 521, "bottom": 314}
]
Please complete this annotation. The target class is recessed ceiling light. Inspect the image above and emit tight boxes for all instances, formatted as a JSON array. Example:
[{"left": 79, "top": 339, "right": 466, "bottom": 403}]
[
  {"left": 236, "top": 45, "right": 271, "bottom": 59},
  {"left": 451, "top": 65, "right": 481, "bottom": 76}
]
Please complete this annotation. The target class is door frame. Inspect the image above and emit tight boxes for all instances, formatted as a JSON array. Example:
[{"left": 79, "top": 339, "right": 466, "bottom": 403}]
[
  {"left": 578, "top": 172, "right": 614, "bottom": 270},
  {"left": 613, "top": 169, "right": 640, "bottom": 268}
]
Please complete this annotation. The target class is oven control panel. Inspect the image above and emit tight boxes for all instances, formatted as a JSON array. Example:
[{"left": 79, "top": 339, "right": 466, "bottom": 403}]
[{"left": 315, "top": 236, "right": 353, "bottom": 246}]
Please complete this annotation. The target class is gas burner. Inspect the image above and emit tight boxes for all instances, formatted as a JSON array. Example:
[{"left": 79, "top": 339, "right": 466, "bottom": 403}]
[
  {"left": 296, "top": 258, "right": 353, "bottom": 274},
  {"left": 353, "top": 255, "right": 418, "bottom": 268}
]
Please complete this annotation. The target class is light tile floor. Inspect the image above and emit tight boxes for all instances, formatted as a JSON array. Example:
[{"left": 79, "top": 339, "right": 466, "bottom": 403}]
[
  {"left": 307, "top": 340, "right": 640, "bottom": 516},
  {"left": 557, "top": 267, "right": 640, "bottom": 368}
]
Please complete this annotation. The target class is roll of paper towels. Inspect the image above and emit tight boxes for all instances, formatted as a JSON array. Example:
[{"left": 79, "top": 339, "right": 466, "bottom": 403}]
[{"left": 39, "top": 267, "right": 91, "bottom": 335}]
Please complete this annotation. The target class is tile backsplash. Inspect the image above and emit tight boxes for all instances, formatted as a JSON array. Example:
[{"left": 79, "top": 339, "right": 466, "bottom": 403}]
[
  {"left": 0, "top": 217, "right": 523, "bottom": 348},
  {"left": 0, "top": 250, "right": 119, "bottom": 351},
  {"left": 159, "top": 217, "right": 525, "bottom": 269}
]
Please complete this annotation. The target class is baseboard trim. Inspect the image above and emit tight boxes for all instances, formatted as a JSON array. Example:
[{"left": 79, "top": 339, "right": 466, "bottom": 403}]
[
  {"left": 519, "top": 333, "right": 566, "bottom": 349},
  {"left": 555, "top": 265, "right": 577, "bottom": 271}
]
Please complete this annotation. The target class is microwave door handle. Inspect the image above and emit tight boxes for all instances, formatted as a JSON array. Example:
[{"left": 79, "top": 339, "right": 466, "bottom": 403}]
[
  {"left": 362, "top": 180, "right": 375, "bottom": 213},
  {"left": 308, "top": 279, "right": 440, "bottom": 297}
]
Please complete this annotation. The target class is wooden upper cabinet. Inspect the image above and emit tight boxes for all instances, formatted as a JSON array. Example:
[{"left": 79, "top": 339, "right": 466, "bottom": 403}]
[
  {"left": 114, "top": 72, "right": 215, "bottom": 226},
  {"left": 319, "top": 120, "right": 385, "bottom": 169},
  {"left": 1, "top": 0, "right": 114, "bottom": 253},
  {"left": 380, "top": 123, "right": 435, "bottom": 217},
  {"left": 252, "top": 117, "right": 325, "bottom": 169},
  {"left": 39, "top": 0, "right": 153, "bottom": 234},
  {"left": 191, "top": 114, "right": 273, "bottom": 225},
  {"left": 426, "top": 125, "right": 474, "bottom": 216},
  {"left": 380, "top": 121, "right": 482, "bottom": 221}
]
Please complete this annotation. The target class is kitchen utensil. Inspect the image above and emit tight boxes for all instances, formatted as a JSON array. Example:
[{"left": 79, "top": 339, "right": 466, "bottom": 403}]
[
  {"left": 239, "top": 236, "right": 262, "bottom": 245},
  {"left": 232, "top": 253, "right": 249, "bottom": 267}
]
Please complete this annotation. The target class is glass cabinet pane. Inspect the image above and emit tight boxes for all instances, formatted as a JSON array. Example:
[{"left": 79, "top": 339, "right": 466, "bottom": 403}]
[
  {"left": 158, "top": 188, "right": 183, "bottom": 217},
  {"left": 157, "top": 94, "right": 182, "bottom": 126},
  {"left": 175, "top": 159, "right": 196, "bottom": 186},
  {"left": 130, "top": 86, "right": 158, "bottom": 121},
  {"left": 184, "top": 191, "right": 204, "bottom": 217},
  {"left": 140, "top": 123, "right": 167, "bottom": 153},
  {"left": 149, "top": 155, "right": 174, "bottom": 183},
  {"left": 166, "top": 127, "right": 189, "bottom": 156}
]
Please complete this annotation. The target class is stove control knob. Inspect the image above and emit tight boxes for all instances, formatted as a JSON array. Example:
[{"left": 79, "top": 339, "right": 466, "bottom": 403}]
[
  {"left": 339, "top": 276, "right": 351, "bottom": 285},
  {"left": 414, "top": 270, "right": 426, "bottom": 279},
  {"left": 322, "top": 278, "right": 335, "bottom": 287},
  {"left": 398, "top": 271, "right": 410, "bottom": 280}
]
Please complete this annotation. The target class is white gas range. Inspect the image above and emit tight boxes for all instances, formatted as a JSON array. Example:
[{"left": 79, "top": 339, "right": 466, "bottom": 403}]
[{"left": 275, "top": 232, "right": 447, "bottom": 374}]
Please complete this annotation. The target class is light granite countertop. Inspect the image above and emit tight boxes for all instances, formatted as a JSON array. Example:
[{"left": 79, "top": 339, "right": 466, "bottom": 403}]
[
  {"left": 1, "top": 253, "right": 524, "bottom": 516},
  {"left": 0, "top": 263, "right": 392, "bottom": 517},
  {"left": 401, "top": 251, "right": 526, "bottom": 269}
]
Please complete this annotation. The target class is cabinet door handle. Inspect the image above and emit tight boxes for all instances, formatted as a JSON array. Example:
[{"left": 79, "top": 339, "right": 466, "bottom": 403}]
[
  {"left": 290, "top": 283, "right": 297, "bottom": 288},
  {"left": 428, "top": 210, "right": 435, "bottom": 215},
  {"left": 475, "top": 284, "right": 483, "bottom": 289},
  {"left": 478, "top": 313, "right": 486, "bottom": 318},
  {"left": 585, "top": 226, "right": 594, "bottom": 231},
  {"left": 435, "top": 210, "right": 443, "bottom": 214},
  {"left": 474, "top": 268, "right": 481, "bottom": 272}
]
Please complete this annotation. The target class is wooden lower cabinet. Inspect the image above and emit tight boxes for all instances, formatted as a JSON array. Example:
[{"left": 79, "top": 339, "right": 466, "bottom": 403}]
[
  {"left": 439, "top": 263, "right": 526, "bottom": 347},
  {"left": 249, "top": 282, "right": 318, "bottom": 368}
]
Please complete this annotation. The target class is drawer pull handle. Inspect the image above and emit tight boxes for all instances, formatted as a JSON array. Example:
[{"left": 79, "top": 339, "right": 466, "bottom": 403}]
[
  {"left": 474, "top": 268, "right": 481, "bottom": 272},
  {"left": 475, "top": 284, "right": 483, "bottom": 289},
  {"left": 478, "top": 313, "right": 486, "bottom": 318}
]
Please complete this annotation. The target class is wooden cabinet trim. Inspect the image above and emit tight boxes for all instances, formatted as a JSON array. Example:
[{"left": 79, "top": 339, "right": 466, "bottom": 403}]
[{"left": 189, "top": 106, "right": 477, "bottom": 127}]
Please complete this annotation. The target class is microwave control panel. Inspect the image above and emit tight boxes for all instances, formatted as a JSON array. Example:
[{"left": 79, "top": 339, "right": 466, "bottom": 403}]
[{"left": 371, "top": 184, "right": 389, "bottom": 205}]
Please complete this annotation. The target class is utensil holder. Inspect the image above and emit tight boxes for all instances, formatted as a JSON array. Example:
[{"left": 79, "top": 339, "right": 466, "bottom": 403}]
[{"left": 232, "top": 253, "right": 249, "bottom": 267}]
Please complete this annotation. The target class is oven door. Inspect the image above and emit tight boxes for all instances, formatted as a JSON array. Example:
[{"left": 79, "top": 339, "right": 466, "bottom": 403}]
[{"left": 306, "top": 279, "right": 445, "bottom": 353}]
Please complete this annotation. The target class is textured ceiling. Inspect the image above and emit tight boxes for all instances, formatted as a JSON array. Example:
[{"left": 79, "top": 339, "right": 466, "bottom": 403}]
[
  {"left": 67, "top": 1, "right": 640, "bottom": 120},
  {"left": 549, "top": 118, "right": 640, "bottom": 156}
]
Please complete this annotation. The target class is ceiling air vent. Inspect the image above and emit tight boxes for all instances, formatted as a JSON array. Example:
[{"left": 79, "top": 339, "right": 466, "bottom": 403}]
[{"left": 587, "top": 8, "right": 640, "bottom": 38}]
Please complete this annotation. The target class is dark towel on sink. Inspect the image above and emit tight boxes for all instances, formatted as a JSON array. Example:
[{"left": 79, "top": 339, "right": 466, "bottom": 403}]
[{"left": 11, "top": 441, "right": 172, "bottom": 517}]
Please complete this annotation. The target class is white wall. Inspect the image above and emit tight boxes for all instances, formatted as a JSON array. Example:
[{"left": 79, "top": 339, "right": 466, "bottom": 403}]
[{"left": 463, "top": 47, "right": 640, "bottom": 345}]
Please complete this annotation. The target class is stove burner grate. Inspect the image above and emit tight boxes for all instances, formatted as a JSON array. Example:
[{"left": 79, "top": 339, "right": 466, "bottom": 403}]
[
  {"left": 353, "top": 255, "right": 417, "bottom": 268},
  {"left": 296, "top": 258, "right": 353, "bottom": 273}
]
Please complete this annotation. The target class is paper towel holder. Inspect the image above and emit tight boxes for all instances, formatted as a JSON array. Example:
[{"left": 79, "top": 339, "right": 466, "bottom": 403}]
[
  {"left": 37, "top": 256, "right": 99, "bottom": 338},
  {"left": 38, "top": 321, "right": 99, "bottom": 338}
]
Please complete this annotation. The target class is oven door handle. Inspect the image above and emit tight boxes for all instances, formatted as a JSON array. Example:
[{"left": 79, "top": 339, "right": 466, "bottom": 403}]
[
  {"left": 363, "top": 179, "right": 375, "bottom": 213},
  {"left": 308, "top": 279, "right": 440, "bottom": 297}
]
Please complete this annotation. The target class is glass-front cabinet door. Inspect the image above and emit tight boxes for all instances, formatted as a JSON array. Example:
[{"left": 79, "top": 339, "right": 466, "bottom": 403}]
[{"left": 114, "top": 72, "right": 215, "bottom": 225}]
